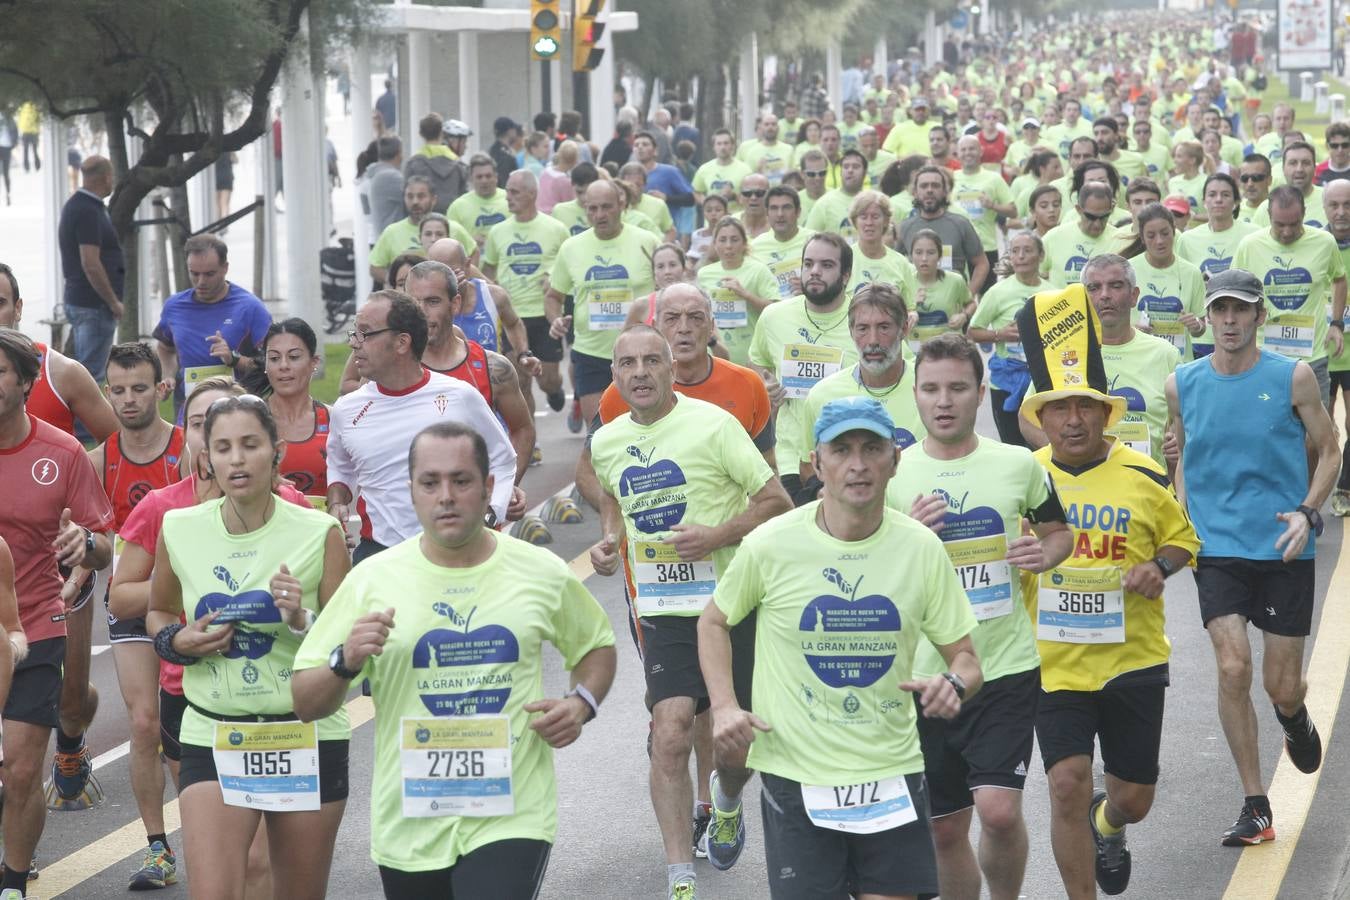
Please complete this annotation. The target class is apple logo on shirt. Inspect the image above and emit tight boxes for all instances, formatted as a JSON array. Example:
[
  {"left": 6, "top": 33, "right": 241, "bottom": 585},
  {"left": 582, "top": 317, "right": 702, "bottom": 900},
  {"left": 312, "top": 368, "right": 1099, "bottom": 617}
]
[
  {"left": 1108, "top": 376, "right": 1147, "bottom": 412},
  {"left": 194, "top": 564, "right": 281, "bottom": 660},
  {"left": 1138, "top": 281, "right": 1183, "bottom": 318},
  {"left": 619, "top": 445, "right": 688, "bottom": 533},
  {"left": 506, "top": 238, "right": 544, "bottom": 275},
  {"left": 586, "top": 256, "right": 629, "bottom": 283},
  {"left": 1264, "top": 255, "right": 1313, "bottom": 310},
  {"left": 798, "top": 567, "right": 901, "bottom": 689},
  {"left": 475, "top": 211, "right": 507, "bottom": 230},
  {"left": 1199, "top": 247, "right": 1232, "bottom": 275},
  {"left": 412, "top": 601, "right": 520, "bottom": 716}
]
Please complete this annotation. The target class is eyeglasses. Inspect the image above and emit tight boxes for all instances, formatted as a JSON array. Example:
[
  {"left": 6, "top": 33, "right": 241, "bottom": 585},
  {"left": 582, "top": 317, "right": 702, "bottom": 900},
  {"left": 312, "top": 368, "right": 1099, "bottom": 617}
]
[
  {"left": 1079, "top": 209, "right": 1112, "bottom": 223},
  {"left": 1239, "top": 174, "right": 1267, "bottom": 183},
  {"left": 802, "top": 170, "right": 827, "bottom": 178},
  {"left": 740, "top": 189, "right": 767, "bottom": 198},
  {"left": 1331, "top": 142, "right": 1350, "bottom": 149},
  {"left": 347, "top": 327, "right": 394, "bottom": 345}
]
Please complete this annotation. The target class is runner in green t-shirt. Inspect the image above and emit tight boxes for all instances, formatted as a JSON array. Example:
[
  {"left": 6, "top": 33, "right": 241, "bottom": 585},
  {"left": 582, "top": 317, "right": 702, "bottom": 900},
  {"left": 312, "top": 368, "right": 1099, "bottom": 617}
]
[
  {"left": 969, "top": 231, "right": 1054, "bottom": 445},
  {"left": 748, "top": 233, "right": 861, "bottom": 505},
  {"left": 1043, "top": 183, "right": 1122, "bottom": 286},
  {"left": 697, "top": 395, "right": 980, "bottom": 892},
  {"left": 696, "top": 218, "right": 780, "bottom": 366},
  {"left": 804, "top": 149, "right": 868, "bottom": 241},
  {"left": 588, "top": 327, "right": 790, "bottom": 900},
  {"left": 370, "top": 177, "right": 439, "bottom": 286},
  {"left": 845, "top": 190, "right": 918, "bottom": 302},
  {"left": 1177, "top": 174, "right": 1259, "bottom": 354},
  {"left": 693, "top": 130, "right": 753, "bottom": 212},
  {"left": 447, "top": 155, "right": 509, "bottom": 252},
  {"left": 1324, "top": 180, "right": 1350, "bottom": 515},
  {"left": 1167, "top": 142, "right": 1208, "bottom": 224},
  {"left": 1129, "top": 204, "right": 1207, "bottom": 361},
  {"left": 951, "top": 136, "right": 1015, "bottom": 259},
  {"left": 750, "top": 187, "right": 815, "bottom": 301},
  {"left": 546, "top": 180, "right": 659, "bottom": 425},
  {"left": 909, "top": 229, "right": 973, "bottom": 345},
  {"left": 292, "top": 423, "right": 617, "bottom": 896},
  {"left": 889, "top": 333, "right": 1071, "bottom": 900},
  {"left": 147, "top": 397, "right": 353, "bottom": 900}
]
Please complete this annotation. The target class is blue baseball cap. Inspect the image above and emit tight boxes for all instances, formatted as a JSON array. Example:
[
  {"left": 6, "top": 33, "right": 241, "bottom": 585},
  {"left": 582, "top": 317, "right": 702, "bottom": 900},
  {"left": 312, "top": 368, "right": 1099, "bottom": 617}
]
[{"left": 813, "top": 396, "right": 895, "bottom": 445}]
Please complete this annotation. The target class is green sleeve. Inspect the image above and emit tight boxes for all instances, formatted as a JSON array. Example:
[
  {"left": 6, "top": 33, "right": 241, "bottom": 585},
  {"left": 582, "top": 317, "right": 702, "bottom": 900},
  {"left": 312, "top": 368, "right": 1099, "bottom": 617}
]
[
  {"left": 548, "top": 565, "right": 618, "bottom": 669},
  {"left": 549, "top": 244, "right": 576, "bottom": 295},
  {"left": 712, "top": 535, "right": 765, "bottom": 627},
  {"left": 294, "top": 575, "right": 371, "bottom": 677}
]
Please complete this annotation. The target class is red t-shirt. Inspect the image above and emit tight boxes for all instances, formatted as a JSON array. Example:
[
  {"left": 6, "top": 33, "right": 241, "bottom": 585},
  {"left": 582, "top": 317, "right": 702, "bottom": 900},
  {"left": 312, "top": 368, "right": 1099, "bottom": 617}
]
[
  {"left": 28, "top": 342, "right": 76, "bottom": 436},
  {"left": 276, "top": 401, "right": 330, "bottom": 498},
  {"left": 0, "top": 415, "right": 114, "bottom": 644},
  {"left": 121, "top": 475, "right": 312, "bottom": 694},
  {"left": 103, "top": 427, "right": 186, "bottom": 530},
  {"left": 978, "top": 130, "right": 1010, "bottom": 165}
]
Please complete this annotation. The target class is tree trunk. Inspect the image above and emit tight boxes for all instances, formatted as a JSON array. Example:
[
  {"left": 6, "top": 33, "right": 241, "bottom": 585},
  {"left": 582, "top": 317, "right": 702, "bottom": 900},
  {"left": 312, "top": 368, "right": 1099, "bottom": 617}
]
[
  {"left": 166, "top": 158, "right": 191, "bottom": 294},
  {"left": 104, "top": 110, "right": 141, "bottom": 341}
]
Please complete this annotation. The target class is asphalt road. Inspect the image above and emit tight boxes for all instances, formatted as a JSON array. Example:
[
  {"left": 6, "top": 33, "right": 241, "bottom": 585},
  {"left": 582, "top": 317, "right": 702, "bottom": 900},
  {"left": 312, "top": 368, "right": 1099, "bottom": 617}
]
[{"left": 20, "top": 386, "right": 1350, "bottom": 900}]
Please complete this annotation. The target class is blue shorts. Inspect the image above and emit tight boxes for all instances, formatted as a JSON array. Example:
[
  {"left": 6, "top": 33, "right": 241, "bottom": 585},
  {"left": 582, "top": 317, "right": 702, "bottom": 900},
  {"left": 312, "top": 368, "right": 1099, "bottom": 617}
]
[{"left": 571, "top": 349, "right": 613, "bottom": 398}]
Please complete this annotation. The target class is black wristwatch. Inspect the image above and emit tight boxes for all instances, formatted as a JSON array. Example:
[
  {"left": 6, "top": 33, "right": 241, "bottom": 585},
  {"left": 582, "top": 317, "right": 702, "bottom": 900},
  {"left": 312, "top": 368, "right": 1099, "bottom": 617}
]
[
  {"left": 83, "top": 528, "right": 96, "bottom": 557},
  {"left": 1151, "top": 555, "right": 1177, "bottom": 578},
  {"left": 941, "top": 671, "right": 967, "bottom": 700},
  {"left": 1297, "top": 504, "right": 1325, "bottom": 538},
  {"left": 328, "top": 644, "right": 361, "bottom": 680},
  {"left": 516, "top": 350, "right": 535, "bottom": 364}
]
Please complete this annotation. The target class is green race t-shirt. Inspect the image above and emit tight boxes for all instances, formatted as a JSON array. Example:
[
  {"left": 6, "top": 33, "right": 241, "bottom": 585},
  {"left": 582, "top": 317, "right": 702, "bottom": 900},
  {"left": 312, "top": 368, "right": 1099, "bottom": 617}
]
[
  {"left": 912, "top": 272, "right": 971, "bottom": 344},
  {"left": 799, "top": 364, "right": 926, "bottom": 463},
  {"left": 1234, "top": 226, "right": 1347, "bottom": 362},
  {"left": 751, "top": 228, "right": 816, "bottom": 301},
  {"left": 635, "top": 193, "right": 675, "bottom": 236},
  {"left": 293, "top": 534, "right": 615, "bottom": 871},
  {"left": 749, "top": 297, "right": 858, "bottom": 467},
  {"left": 549, "top": 199, "right": 591, "bottom": 236},
  {"left": 971, "top": 274, "right": 1053, "bottom": 360},
  {"left": 693, "top": 158, "right": 753, "bottom": 205},
  {"left": 1043, "top": 220, "right": 1123, "bottom": 286},
  {"left": 713, "top": 503, "right": 976, "bottom": 784},
  {"left": 887, "top": 436, "right": 1056, "bottom": 681},
  {"left": 370, "top": 218, "right": 475, "bottom": 268},
  {"left": 803, "top": 189, "right": 861, "bottom": 242},
  {"left": 1129, "top": 255, "right": 1206, "bottom": 360},
  {"left": 481, "top": 214, "right": 571, "bottom": 318},
  {"left": 845, "top": 246, "right": 919, "bottom": 305},
  {"left": 1250, "top": 186, "right": 1328, "bottom": 230},
  {"left": 697, "top": 257, "right": 781, "bottom": 365},
  {"left": 590, "top": 396, "right": 775, "bottom": 614},
  {"left": 1176, "top": 221, "right": 1260, "bottom": 278},
  {"left": 1166, "top": 172, "right": 1206, "bottom": 215},
  {"left": 737, "top": 140, "right": 797, "bottom": 185},
  {"left": 162, "top": 499, "right": 349, "bottom": 746},
  {"left": 1101, "top": 330, "right": 1181, "bottom": 464},
  {"left": 950, "top": 168, "right": 1013, "bottom": 251},
  {"left": 448, "top": 189, "right": 510, "bottom": 248},
  {"left": 1332, "top": 237, "right": 1350, "bottom": 373},
  {"left": 549, "top": 225, "right": 659, "bottom": 360}
]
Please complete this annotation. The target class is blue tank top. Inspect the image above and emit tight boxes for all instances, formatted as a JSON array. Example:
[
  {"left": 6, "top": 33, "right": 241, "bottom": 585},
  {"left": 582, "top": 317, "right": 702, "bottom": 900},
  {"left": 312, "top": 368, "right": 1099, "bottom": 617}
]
[
  {"left": 454, "top": 278, "right": 499, "bottom": 352},
  {"left": 1176, "top": 349, "right": 1311, "bottom": 560}
]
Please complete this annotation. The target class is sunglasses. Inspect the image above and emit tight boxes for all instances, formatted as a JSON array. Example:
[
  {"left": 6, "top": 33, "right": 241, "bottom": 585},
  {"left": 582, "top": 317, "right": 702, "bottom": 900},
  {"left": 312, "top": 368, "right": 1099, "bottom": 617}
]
[
  {"left": 1239, "top": 174, "right": 1267, "bottom": 183},
  {"left": 1079, "top": 209, "right": 1112, "bottom": 223},
  {"left": 802, "top": 170, "right": 827, "bottom": 178},
  {"left": 1331, "top": 142, "right": 1350, "bottom": 149},
  {"left": 741, "top": 189, "right": 767, "bottom": 198}
]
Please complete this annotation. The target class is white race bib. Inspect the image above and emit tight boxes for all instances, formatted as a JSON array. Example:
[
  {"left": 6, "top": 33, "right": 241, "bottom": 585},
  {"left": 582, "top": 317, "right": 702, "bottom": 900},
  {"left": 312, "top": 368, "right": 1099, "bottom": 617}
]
[
  {"left": 1149, "top": 318, "right": 1188, "bottom": 354},
  {"left": 587, "top": 287, "right": 630, "bottom": 331},
  {"left": 801, "top": 776, "right": 918, "bottom": 834},
  {"left": 213, "top": 721, "right": 319, "bottom": 811},
  {"left": 1107, "top": 420, "right": 1152, "bottom": 458},
  {"left": 712, "top": 297, "right": 748, "bottom": 330},
  {"left": 1005, "top": 341, "right": 1026, "bottom": 362},
  {"left": 184, "top": 364, "right": 234, "bottom": 396},
  {"left": 779, "top": 344, "right": 844, "bottom": 399},
  {"left": 1037, "top": 566, "right": 1125, "bottom": 644},
  {"left": 632, "top": 540, "right": 716, "bottom": 615},
  {"left": 1263, "top": 314, "right": 1315, "bottom": 358},
  {"left": 400, "top": 715, "right": 513, "bottom": 818},
  {"left": 944, "top": 534, "right": 1013, "bottom": 621}
]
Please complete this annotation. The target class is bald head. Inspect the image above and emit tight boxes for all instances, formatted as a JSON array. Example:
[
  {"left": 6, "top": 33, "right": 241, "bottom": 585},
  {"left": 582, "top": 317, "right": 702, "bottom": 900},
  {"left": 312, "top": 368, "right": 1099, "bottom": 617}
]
[
  {"left": 428, "top": 238, "right": 468, "bottom": 269},
  {"left": 81, "top": 155, "right": 114, "bottom": 197},
  {"left": 1325, "top": 179, "right": 1350, "bottom": 237}
]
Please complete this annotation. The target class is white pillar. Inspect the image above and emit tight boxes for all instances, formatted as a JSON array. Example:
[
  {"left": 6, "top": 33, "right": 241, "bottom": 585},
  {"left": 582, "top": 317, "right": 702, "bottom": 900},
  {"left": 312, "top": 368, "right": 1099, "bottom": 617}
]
[
  {"left": 1332, "top": 94, "right": 1346, "bottom": 123},
  {"left": 350, "top": 40, "right": 374, "bottom": 306},
  {"left": 1315, "top": 81, "right": 1330, "bottom": 114},
  {"left": 740, "top": 33, "right": 760, "bottom": 139},
  {"left": 41, "top": 117, "right": 66, "bottom": 333},
  {"left": 587, "top": 18, "right": 616, "bottom": 145},
  {"left": 255, "top": 135, "right": 277, "bottom": 301},
  {"left": 187, "top": 160, "right": 215, "bottom": 232},
  {"left": 1300, "top": 71, "right": 1314, "bottom": 102},
  {"left": 873, "top": 37, "right": 889, "bottom": 80},
  {"left": 280, "top": 11, "right": 324, "bottom": 324},
  {"left": 924, "top": 12, "right": 942, "bottom": 67},
  {"left": 458, "top": 32, "right": 480, "bottom": 140},
  {"left": 408, "top": 31, "right": 432, "bottom": 123},
  {"left": 826, "top": 43, "right": 842, "bottom": 118}
]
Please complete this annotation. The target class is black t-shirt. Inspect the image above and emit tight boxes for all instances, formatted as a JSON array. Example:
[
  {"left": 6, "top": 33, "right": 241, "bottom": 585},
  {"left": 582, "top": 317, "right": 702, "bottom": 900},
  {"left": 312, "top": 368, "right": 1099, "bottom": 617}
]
[{"left": 58, "top": 190, "right": 124, "bottom": 309}]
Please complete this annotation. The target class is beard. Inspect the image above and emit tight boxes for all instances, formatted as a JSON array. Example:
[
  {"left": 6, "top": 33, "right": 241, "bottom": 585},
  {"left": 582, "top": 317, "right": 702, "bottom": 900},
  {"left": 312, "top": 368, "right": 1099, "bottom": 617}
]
[
  {"left": 804, "top": 277, "right": 845, "bottom": 307},
  {"left": 858, "top": 342, "right": 903, "bottom": 375}
]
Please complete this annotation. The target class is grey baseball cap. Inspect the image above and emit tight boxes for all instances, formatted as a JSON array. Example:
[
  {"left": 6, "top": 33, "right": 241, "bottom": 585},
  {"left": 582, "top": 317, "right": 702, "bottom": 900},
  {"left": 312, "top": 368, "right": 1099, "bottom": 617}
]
[{"left": 1204, "top": 268, "right": 1263, "bottom": 306}]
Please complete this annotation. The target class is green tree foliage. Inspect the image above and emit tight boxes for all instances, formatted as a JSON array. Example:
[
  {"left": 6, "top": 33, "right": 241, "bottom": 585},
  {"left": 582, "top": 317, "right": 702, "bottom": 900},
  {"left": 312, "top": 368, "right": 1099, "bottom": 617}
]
[{"left": 0, "top": 0, "right": 371, "bottom": 334}]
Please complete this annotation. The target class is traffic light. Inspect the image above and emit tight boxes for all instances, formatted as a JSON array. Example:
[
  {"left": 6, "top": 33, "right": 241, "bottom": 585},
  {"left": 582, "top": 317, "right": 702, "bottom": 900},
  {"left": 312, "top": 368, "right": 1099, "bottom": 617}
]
[
  {"left": 573, "top": 0, "right": 606, "bottom": 73},
  {"left": 530, "top": 0, "right": 561, "bottom": 61}
]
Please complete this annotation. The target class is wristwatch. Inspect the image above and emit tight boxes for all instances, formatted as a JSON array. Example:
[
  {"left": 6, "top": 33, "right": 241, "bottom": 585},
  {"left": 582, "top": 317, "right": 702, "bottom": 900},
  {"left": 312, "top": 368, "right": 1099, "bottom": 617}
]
[
  {"left": 83, "top": 528, "right": 96, "bottom": 557},
  {"left": 328, "top": 644, "right": 361, "bottom": 680},
  {"left": 567, "top": 683, "right": 599, "bottom": 722},
  {"left": 941, "top": 671, "right": 967, "bottom": 700},
  {"left": 1297, "top": 504, "right": 1325, "bottom": 538},
  {"left": 516, "top": 350, "right": 535, "bottom": 364},
  {"left": 1151, "top": 554, "right": 1177, "bottom": 578}
]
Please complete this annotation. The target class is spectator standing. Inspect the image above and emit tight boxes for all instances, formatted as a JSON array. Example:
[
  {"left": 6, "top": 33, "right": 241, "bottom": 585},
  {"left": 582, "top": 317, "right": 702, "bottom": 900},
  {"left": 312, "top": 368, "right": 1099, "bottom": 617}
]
[
  {"left": 375, "top": 78, "right": 397, "bottom": 132},
  {"left": 58, "top": 155, "right": 124, "bottom": 384},
  {"left": 491, "top": 117, "right": 522, "bottom": 188}
]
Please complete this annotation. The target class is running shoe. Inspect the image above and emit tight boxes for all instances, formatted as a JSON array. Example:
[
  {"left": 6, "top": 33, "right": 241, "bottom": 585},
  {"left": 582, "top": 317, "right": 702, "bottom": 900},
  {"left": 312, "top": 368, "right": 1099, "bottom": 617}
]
[
  {"left": 1222, "top": 802, "right": 1275, "bottom": 846},
  {"left": 705, "top": 773, "right": 746, "bottom": 871},
  {"left": 1280, "top": 706, "right": 1323, "bottom": 774},
  {"left": 670, "top": 877, "right": 697, "bottom": 900},
  {"left": 0, "top": 889, "right": 24, "bottom": 900},
  {"left": 1331, "top": 491, "right": 1350, "bottom": 517},
  {"left": 546, "top": 390, "right": 566, "bottom": 413},
  {"left": 566, "top": 397, "right": 584, "bottom": 433},
  {"left": 48, "top": 744, "right": 100, "bottom": 809},
  {"left": 129, "top": 841, "right": 178, "bottom": 890},
  {"left": 692, "top": 802, "right": 712, "bottom": 859},
  {"left": 1089, "top": 790, "right": 1131, "bottom": 896},
  {"left": 530, "top": 446, "right": 543, "bottom": 467}
]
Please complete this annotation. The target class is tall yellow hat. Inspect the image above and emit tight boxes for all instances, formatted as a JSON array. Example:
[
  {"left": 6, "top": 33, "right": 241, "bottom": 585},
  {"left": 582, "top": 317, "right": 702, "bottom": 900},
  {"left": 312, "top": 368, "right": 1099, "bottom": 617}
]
[{"left": 1016, "top": 283, "right": 1128, "bottom": 427}]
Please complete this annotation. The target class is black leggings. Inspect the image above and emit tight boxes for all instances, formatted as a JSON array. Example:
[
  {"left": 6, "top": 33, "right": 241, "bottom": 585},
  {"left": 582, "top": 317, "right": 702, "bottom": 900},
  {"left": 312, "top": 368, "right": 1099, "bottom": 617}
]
[
  {"left": 990, "top": 388, "right": 1031, "bottom": 449},
  {"left": 378, "top": 838, "right": 551, "bottom": 900}
]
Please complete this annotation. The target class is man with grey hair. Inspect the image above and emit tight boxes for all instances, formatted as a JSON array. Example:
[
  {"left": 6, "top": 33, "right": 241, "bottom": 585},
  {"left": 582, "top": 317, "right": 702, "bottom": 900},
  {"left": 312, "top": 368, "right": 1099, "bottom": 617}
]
[
  {"left": 364, "top": 135, "right": 407, "bottom": 233},
  {"left": 483, "top": 168, "right": 571, "bottom": 417},
  {"left": 369, "top": 174, "right": 437, "bottom": 285}
]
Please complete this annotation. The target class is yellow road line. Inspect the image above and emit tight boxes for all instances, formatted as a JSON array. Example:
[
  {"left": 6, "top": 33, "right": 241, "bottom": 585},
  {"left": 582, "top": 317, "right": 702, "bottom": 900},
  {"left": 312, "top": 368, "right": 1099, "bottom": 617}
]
[
  {"left": 1221, "top": 522, "right": 1350, "bottom": 899},
  {"left": 569, "top": 550, "right": 595, "bottom": 582},
  {"left": 47, "top": 696, "right": 375, "bottom": 898}
]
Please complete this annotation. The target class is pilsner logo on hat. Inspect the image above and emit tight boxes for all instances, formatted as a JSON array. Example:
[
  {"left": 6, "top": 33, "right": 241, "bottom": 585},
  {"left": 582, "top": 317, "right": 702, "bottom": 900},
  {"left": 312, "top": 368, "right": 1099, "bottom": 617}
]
[{"left": 1015, "top": 283, "right": 1127, "bottom": 426}]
